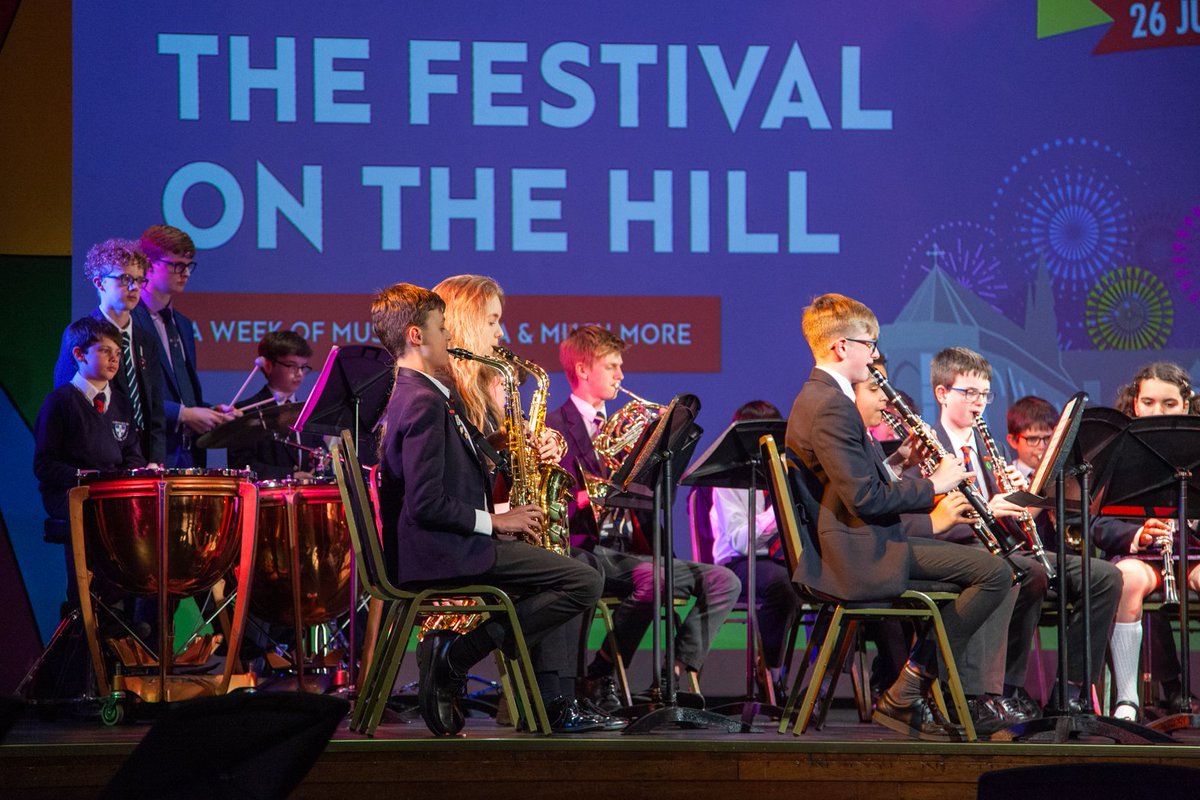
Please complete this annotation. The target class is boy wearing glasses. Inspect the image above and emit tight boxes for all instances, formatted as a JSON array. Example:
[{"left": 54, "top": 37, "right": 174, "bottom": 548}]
[
  {"left": 52, "top": 239, "right": 167, "bottom": 463},
  {"left": 228, "top": 330, "right": 318, "bottom": 480},
  {"left": 927, "top": 348, "right": 1120, "bottom": 720},
  {"left": 786, "top": 295, "right": 1013, "bottom": 740},
  {"left": 1005, "top": 396, "right": 1056, "bottom": 482},
  {"left": 134, "top": 224, "right": 238, "bottom": 468}
]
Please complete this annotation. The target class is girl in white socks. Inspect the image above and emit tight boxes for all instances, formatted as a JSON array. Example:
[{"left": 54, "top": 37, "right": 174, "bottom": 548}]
[{"left": 1094, "top": 362, "right": 1199, "bottom": 722}]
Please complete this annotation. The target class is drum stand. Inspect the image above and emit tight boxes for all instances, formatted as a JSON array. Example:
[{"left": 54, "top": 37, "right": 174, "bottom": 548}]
[{"left": 67, "top": 476, "right": 260, "bottom": 723}]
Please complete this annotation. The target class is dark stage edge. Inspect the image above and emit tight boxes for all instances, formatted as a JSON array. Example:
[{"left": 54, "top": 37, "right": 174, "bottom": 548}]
[{"left": 6, "top": 709, "right": 1200, "bottom": 799}]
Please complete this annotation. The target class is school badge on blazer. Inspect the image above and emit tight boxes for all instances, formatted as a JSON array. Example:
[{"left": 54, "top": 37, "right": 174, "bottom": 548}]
[{"left": 112, "top": 420, "right": 131, "bottom": 442}]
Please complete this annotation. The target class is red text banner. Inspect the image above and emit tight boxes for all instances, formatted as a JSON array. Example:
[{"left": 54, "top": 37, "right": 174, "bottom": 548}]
[
  {"left": 1092, "top": 0, "right": 1200, "bottom": 53},
  {"left": 179, "top": 294, "right": 721, "bottom": 373}
]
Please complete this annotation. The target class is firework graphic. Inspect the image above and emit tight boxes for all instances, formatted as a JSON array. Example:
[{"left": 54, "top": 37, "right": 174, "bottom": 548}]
[
  {"left": 989, "top": 137, "right": 1141, "bottom": 347},
  {"left": 1011, "top": 165, "right": 1132, "bottom": 291},
  {"left": 1131, "top": 206, "right": 1184, "bottom": 272},
  {"left": 902, "top": 221, "right": 1011, "bottom": 316},
  {"left": 1085, "top": 266, "right": 1173, "bottom": 350}
]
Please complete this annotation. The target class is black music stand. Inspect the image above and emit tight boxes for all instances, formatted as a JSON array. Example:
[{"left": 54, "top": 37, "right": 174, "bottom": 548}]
[
  {"left": 1091, "top": 414, "right": 1200, "bottom": 733},
  {"left": 606, "top": 396, "right": 739, "bottom": 734},
  {"left": 291, "top": 344, "right": 394, "bottom": 688},
  {"left": 293, "top": 344, "right": 394, "bottom": 452},
  {"left": 680, "top": 418, "right": 787, "bottom": 731},
  {"left": 1014, "top": 395, "right": 1173, "bottom": 744}
]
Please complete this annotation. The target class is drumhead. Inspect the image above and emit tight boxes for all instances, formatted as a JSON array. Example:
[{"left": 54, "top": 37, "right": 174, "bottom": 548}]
[
  {"left": 256, "top": 477, "right": 337, "bottom": 489},
  {"left": 78, "top": 467, "right": 254, "bottom": 482}
]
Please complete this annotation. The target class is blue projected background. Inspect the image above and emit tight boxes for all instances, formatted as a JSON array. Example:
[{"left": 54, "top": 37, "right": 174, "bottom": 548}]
[{"left": 31, "top": 1, "right": 1199, "bottom": 636}]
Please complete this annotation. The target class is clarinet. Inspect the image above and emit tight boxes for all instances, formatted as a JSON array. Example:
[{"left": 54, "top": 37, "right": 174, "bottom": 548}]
[
  {"left": 867, "top": 366, "right": 1025, "bottom": 580},
  {"left": 1161, "top": 520, "right": 1180, "bottom": 606},
  {"left": 973, "top": 413, "right": 1057, "bottom": 580}
]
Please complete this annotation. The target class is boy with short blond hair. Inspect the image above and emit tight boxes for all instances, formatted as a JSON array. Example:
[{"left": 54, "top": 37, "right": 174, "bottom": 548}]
[{"left": 786, "top": 294, "right": 1013, "bottom": 739}]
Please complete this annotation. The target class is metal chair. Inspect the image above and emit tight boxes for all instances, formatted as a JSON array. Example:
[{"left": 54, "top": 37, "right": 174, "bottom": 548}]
[
  {"left": 757, "top": 434, "right": 977, "bottom": 741},
  {"left": 330, "top": 431, "right": 551, "bottom": 736}
]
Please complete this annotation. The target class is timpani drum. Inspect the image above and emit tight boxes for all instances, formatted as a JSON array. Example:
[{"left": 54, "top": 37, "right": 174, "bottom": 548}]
[
  {"left": 80, "top": 468, "right": 250, "bottom": 596},
  {"left": 68, "top": 468, "right": 259, "bottom": 710},
  {"left": 251, "top": 478, "right": 352, "bottom": 627}
]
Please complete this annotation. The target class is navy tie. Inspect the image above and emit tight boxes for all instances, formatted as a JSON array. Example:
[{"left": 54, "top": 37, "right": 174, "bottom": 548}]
[{"left": 161, "top": 309, "right": 198, "bottom": 408}]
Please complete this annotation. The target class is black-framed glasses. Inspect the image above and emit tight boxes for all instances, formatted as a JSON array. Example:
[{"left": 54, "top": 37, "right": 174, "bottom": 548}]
[
  {"left": 1018, "top": 434, "right": 1052, "bottom": 445},
  {"left": 102, "top": 273, "right": 149, "bottom": 290},
  {"left": 844, "top": 337, "right": 879, "bottom": 355},
  {"left": 157, "top": 259, "right": 197, "bottom": 276},
  {"left": 946, "top": 386, "right": 995, "bottom": 404},
  {"left": 271, "top": 358, "right": 312, "bottom": 374}
]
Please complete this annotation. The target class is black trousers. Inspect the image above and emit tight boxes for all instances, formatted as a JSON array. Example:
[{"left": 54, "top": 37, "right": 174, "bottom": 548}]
[
  {"left": 1004, "top": 551, "right": 1121, "bottom": 687},
  {"left": 465, "top": 540, "right": 603, "bottom": 683},
  {"left": 906, "top": 538, "right": 1014, "bottom": 677},
  {"left": 724, "top": 555, "right": 803, "bottom": 668}
]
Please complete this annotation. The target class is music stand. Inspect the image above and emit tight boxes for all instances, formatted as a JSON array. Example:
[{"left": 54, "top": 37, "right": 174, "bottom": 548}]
[
  {"left": 608, "top": 396, "right": 739, "bottom": 734},
  {"left": 293, "top": 344, "right": 394, "bottom": 447},
  {"left": 680, "top": 419, "right": 787, "bottom": 731},
  {"left": 291, "top": 344, "right": 395, "bottom": 688},
  {"left": 1014, "top": 395, "right": 1173, "bottom": 743},
  {"left": 1090, "top": 414, "right": 1200, "bottom": 733}
]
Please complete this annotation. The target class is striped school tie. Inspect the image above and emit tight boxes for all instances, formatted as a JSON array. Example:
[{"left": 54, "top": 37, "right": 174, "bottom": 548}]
[{"left": 121, "top": 330, "right": 145, "bottom": 429}]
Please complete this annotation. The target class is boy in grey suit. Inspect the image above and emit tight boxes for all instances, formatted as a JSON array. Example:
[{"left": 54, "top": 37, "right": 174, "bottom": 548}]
[{"left": 785, "top": 293, "right": 1014, "bottom": 739}]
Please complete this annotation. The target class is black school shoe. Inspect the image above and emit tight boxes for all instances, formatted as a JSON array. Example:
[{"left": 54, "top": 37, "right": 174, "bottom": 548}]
[
  {"left": 546, "top": 696, "right": 627, "bottom": 733},
  {"left": 416, "top": 630, "right": 467, "bottom": 736}
]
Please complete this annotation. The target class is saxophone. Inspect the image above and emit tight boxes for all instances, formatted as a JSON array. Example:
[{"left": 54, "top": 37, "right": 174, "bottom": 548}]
[
  {"left": 491, "top": 345, "right": 575, "bottom": 556},
  {"left": 418, "top": 347, "right": 576, "bottom": 641},
  {"left": 973, "top": 413, "right": 1057, "bottom": 580}
]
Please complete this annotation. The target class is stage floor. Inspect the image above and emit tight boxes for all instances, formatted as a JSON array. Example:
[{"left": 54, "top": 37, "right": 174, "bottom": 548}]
[{"left": 6, "top": 703, "right": 1200, "bottom": 799}]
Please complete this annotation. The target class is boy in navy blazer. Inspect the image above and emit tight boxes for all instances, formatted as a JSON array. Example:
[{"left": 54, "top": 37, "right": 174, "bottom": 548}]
[
  {"left": 373, "top": 283, "right": 610, "bottom": 735},
  {"left": 135, "top": 225, "right": 238, "bottom": 468},
  {"left": 52, "top": 239, "right": 167, "bottom": 463}
]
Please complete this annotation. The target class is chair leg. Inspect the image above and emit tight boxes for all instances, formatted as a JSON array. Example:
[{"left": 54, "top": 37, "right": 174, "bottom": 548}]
[
  {"left": 359, "top": 596, "right": 385, "bottom": 684},
  {"left": 596, "top": 601, "right": 633, "bottom": 707},
  {"left": 496, "top": 594, "right": 552, "bottom": 735},
  {"left": 796, "top": 606, "right": 845, "bottom": 735},
  {"left": 779, "top": 603, "right": 830, "bottom": 734},
  {"left": 351, "top": 599, "right": 402, "bottom": 731},
  {"left": 362, "top": 599, "right": 421, "bottom": 737},
  {"left": 813, "top": 618, "right": 858, "bottom": 730},
  {"left": 849, "top": 625, "right": 873, "bottom": 723},
  {"left": 925, "top": 605, "right": 976, "bottom": 742}
]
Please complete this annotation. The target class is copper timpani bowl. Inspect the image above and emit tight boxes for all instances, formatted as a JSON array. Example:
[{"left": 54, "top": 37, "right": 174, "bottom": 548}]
[
  {"left": 249, "top": 479, "right": 352, "bottom": 627},
  {"left": 80, "top": 469, "right": 252, "bottom": 596}
]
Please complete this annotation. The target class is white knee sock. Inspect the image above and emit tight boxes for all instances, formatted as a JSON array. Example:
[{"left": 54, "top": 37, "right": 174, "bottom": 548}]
[{"left": 1110, "top": 621, "right": 1143, "bottom": 708}]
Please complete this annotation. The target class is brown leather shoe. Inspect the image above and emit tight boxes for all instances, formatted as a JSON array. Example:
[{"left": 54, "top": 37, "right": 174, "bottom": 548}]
[{"left": 872, "top": 691, "right": 955, "bottom": 741}]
